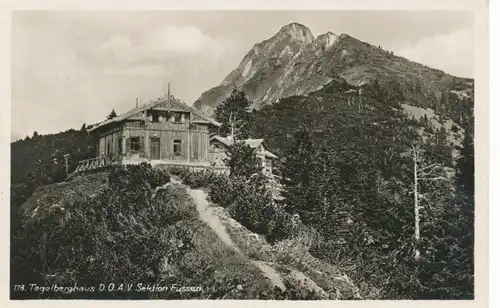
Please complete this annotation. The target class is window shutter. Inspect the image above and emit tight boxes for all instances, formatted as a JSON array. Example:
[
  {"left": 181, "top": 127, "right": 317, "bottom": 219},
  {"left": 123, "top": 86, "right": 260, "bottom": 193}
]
[{"left": 126, "top": 138, "right": 131, "bottom": 152}]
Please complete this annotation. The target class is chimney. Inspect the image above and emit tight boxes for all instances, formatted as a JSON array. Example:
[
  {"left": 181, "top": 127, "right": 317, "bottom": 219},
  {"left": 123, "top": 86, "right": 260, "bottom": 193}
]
[
  {"left": 136, "top": 98, "right": 139, "bottom": 108},
  {"left": 167, "top": 83, "right": 170, "bottom": 98}
]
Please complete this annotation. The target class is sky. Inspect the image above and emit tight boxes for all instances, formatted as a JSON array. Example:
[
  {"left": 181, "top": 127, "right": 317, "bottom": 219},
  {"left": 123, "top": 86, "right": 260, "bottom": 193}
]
[{"left": 11, "top": 10, "right": 474, "bottom": 140}]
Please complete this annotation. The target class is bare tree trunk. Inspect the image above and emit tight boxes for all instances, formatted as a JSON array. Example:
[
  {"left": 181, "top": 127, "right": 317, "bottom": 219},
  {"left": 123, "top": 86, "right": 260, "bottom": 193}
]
[
  {"left": 408, "top": 141, "right": 448, "bottom": 261},
  {"left": 229, "top": 112, "right": 234, "bottom": 141},
  {"left": 413, "top": 147, "right": 421, "bottom": 261}
]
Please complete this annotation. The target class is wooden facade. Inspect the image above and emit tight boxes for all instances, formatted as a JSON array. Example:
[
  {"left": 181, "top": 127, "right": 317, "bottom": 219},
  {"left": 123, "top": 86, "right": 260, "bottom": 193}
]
[{"left": 89, "top": 96, "right": 220, "bottom": 165}]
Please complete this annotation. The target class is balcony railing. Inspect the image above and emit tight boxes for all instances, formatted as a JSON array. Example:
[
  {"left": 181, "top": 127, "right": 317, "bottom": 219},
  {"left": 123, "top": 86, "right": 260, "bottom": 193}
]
[{"left": 74, "top": 155, "right": 110, "bottom": 173}]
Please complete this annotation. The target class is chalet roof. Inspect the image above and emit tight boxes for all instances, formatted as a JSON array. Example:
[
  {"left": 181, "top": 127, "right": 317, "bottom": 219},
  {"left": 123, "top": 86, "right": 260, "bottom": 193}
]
[
  {"left": 88, "top": 95, "right": 220, "bottom": 132},
  {"left": 210, "top": 135, "right": 278, "bottom": 159},
  {"left": 259, "top": 149, "right": 279, "bottom": 159},
  {"left": 211, "top": 136, "right": 263, "bottom": 148}
]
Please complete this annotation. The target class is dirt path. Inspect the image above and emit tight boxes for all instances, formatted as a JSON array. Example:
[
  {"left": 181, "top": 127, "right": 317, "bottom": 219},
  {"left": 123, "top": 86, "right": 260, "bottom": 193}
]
[
  {"left": 189, "top": 189, "right": 286, "bottom": 291},
  {"left": 190, "top": 189, "right": 244, "bottom": 256}
]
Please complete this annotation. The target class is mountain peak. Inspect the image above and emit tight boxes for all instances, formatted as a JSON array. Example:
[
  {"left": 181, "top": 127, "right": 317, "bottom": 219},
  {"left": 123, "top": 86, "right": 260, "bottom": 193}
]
[
  {"left": 338, "top": 33, "right": 363, "bottom": 43},
  {"left": 195, "top": 24, "right": 472, "bottom": 116},
  {"left": 314, "top": 31, "right": 339, "bottom": 49},
  {"left": 280, "top": 22, "right": 308, "bottom": 31},
  {"left": 277, "top": 22, "right": 314, "bottom": 44}
]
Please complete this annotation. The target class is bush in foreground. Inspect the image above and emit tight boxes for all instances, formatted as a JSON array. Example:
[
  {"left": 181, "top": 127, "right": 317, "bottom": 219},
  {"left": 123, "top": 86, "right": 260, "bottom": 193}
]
[
  {"left": 12, "top": 163, "right": 191, "bottom": 299},
  {"left": 13, "top": 163, "right": 322, "bottom": 300},
  {"left": 163, "top": 167, "right": 296, "bottom": 244}
]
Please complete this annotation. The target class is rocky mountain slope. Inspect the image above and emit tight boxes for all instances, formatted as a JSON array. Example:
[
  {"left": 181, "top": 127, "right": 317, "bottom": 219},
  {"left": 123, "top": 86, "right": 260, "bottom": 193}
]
[{"left": 193, "top": 22, "right": 473, "bottom": 115}]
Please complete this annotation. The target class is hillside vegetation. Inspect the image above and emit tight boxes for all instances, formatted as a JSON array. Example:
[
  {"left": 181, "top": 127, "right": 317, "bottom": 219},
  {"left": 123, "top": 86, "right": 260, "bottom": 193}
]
[
  {"left": 240, "top": 76, "right": 474, "bottom": 299},
  {"left": 12, "top": 164, "right": 361, "bottom": 299},
  {"left": 11, "top": 126, "right": 97, "bottom": 209}
]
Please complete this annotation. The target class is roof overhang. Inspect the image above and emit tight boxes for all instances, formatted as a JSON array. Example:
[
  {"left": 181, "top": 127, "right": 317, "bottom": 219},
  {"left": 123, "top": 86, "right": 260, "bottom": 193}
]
[{"left": 88, "top": 96, "right": 220, "bottom": 132}]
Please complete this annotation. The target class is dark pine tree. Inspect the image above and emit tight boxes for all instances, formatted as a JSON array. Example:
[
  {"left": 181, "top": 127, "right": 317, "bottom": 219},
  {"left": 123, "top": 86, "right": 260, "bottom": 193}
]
[
  {"left": 107, "top": 109, "right": 118, "bottom": 120},
  {"left": 213, "top": 89, "right": 252, "bottom": 139},
  {"left": 224, "top": 141, "right": 261, "bottom": 179},
  {"left": 280, "top": 126, "right": 315, "bottom": 214},
  {"left": 453, "top": 120, "right": 474, "bottom": 298},
  {"left": 456, "top": 122, "right": 474, "bottom": 201}
]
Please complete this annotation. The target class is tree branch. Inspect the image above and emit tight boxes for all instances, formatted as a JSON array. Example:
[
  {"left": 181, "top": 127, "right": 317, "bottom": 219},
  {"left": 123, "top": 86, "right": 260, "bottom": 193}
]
[
  {"left": 418, "top": 170, "right": 442, "bottom": 178},
  {"left": 420, "top": 176, "right": 448, "bottom": 181},
  {"left": 417, "top": 163, "right": 440, "bottom": 172}
]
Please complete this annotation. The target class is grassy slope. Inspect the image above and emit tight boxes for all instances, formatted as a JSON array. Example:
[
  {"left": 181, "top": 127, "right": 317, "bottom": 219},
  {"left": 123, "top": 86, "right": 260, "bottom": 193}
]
[
  {"left": 211, "top": 200, "right": 362, "bottom": 299},
  {"left": 20, "top": 172, "right": 109, "bottom": 219}
]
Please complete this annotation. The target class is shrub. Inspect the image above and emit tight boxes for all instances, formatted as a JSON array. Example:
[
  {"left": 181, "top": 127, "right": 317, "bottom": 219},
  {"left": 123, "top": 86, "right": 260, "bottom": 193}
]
[
  {"left": 160, "top": 166, "right": 235, "bottom": 207},
  {"left": 273, "top": 225, "right": 319, "bottom": 265},
  {"left": 205, "top": 174, "right": 234, "bottom": 206},
  {"left": 227, "top": 178, "right": 275, "bottom": 237},
  {"left": 163, "top": 167, "right": 296, "bottom": 244},
  {"left": 109, "top": 162, "right": 170, "bottom": 190},
  {"left": 224, "top": 142, "right": 262, "bottom": 179},
  {"left": 12, "top": 164, "right": 192, "bottom": 299}
]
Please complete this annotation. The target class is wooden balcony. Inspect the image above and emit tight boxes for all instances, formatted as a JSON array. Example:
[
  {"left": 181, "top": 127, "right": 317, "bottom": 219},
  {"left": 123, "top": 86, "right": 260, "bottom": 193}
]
[{"left": 73, "top": 155, "right": 110, "bottom": 173}]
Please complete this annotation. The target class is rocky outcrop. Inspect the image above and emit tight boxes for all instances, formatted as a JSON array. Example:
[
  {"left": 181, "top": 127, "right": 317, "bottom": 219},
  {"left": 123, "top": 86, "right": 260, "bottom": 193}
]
[{"left": 193, "top": 23, "right": 314, "bottom": 114}]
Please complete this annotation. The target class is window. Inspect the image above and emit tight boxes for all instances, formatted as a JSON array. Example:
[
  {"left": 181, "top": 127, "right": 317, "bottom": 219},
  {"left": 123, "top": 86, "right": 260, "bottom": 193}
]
[
  {"left": 131, "top": 137, "right": 141, "bottom": 151},
  {"left": 127, "top": 121, "right": 143, "bottom": 128},
  {"left": 170, "top": 112, "right": 188, "bottom": 123},
  {"left": 118, "top": 138, "right": 123, "bottom": 154},
  {"left": 173, "top": 140, "right": 182, "bottom": 156},
  {"left": 152, "top": 111, "right": 159, "bottom": 122},
  {"left": 193, "top": 123, "right": 205, "bottom": 130},
  {"left": 147, "top": 110, "right": 161, "bottom": 122}
]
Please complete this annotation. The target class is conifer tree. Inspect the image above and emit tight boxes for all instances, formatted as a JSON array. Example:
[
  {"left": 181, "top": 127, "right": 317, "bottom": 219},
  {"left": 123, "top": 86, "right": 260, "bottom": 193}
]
[
  {"left": 107, "top": 109, "right": 118, "bottom": 120},
  {"left": 280, "top": 126, "right": 315, "bottom": 214},
  {"left": 213, "top": 89, "right": 252, "bottom": 139},
  {"left": 224, "top": 141, "right": 261, "bottom": 179},
  {"left": 456, "top": 122, "right": 474, "bottom": 201}
]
